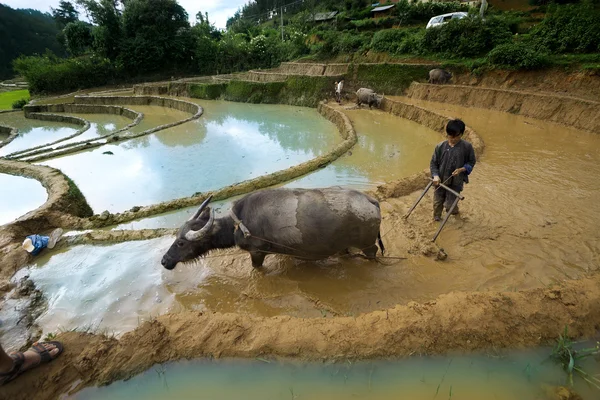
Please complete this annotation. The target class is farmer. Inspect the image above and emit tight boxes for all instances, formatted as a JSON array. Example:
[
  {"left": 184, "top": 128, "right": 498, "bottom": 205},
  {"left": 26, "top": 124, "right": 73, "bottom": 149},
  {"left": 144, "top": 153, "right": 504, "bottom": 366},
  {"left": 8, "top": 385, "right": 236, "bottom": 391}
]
[
  {"left": 430, "top": 119, "right": 476, "bottom": 221},
  {"left": 336, "top": 79, "right": 344, "bottom": 104},
  {"left": 0, "top": 341, "right": 63, "bottom": 385}
]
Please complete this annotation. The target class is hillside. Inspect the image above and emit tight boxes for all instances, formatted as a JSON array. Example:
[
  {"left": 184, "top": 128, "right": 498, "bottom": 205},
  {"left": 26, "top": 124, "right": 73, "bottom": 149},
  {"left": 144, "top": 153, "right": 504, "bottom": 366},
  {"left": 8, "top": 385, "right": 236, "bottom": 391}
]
[{"left": 0, "top": 4, "right": 65, "bottom": 80}]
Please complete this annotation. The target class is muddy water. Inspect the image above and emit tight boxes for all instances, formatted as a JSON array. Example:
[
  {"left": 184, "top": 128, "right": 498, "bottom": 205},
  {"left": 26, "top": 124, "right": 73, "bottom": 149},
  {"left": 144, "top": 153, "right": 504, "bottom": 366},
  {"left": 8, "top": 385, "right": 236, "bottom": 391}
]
[
  {"left": 0, "top": 112, "right": 78, "bottom": 156},
  {"left": 41, "top": 101, "right": 339, "bottom": 213},
  {"left": 388, "top": 97, "right": 600, "bottom": 290},
  {"left": 0, "top": 174, "right": 47, "bottom": 225},
  {"left": 110, "top": 108, "right": 440, "bottom": 230},
  {"left": 285, "top": 108, "right": 440, "bottom": 189},
  {"left": 11, "top": 100, "right": 600, "bottom": 348},
  {"left": 74, "top": 348, "right": 599, "bottom": 400}
]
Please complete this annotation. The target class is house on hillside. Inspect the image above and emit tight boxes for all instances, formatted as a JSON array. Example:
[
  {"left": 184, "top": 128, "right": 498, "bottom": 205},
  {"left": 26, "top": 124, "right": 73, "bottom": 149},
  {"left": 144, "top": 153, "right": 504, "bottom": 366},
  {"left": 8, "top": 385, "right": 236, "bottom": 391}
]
[
  {"left": 311, "top": 11, "right": 338, "bottom": 24},
  {"left": 371, "top": 4, "right": 395, "bottom": 18}
]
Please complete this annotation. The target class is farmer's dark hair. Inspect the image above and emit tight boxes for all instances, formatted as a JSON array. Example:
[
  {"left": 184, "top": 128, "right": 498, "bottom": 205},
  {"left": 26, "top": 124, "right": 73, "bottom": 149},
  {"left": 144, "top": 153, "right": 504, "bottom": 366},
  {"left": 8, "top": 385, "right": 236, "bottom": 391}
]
[{"left": 446, "top": 119, "right": 465, "bottom": 137}]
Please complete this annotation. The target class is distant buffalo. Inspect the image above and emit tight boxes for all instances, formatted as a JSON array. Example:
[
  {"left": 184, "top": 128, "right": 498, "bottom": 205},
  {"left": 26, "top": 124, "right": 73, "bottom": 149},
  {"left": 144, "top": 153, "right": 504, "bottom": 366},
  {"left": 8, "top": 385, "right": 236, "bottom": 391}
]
[
  {"left": 356, "top": 88, "right": 384, "bottom": 109},
  {"left": 428, "top": 68, "right": 452, "bottom": 84}
]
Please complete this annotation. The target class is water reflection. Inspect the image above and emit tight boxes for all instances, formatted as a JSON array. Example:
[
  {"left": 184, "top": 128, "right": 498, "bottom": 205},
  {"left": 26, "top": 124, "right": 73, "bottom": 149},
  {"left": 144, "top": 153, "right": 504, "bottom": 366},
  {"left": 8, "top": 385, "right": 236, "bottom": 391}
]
[
  {"left": 19, "top": 237, "right": 179, "bottom": 336},
  {"left": 41, "top": 102, "right": 339, "bottom": 213},
  {"left": 286, "top": 109, "right": 440, "bottom": 190},
  {"left": 0, "top": 174, "right": 47, "bottom": 225},
  {"left": 0, "top": 112, "right": 78, "bottom": 156}
]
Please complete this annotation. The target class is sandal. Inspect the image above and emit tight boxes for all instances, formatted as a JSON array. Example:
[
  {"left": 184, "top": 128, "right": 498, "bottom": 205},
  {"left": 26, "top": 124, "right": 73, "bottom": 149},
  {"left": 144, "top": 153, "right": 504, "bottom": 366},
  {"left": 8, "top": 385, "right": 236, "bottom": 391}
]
[{"left": 0, "top": 341, "right": 64, "bottom": 386}]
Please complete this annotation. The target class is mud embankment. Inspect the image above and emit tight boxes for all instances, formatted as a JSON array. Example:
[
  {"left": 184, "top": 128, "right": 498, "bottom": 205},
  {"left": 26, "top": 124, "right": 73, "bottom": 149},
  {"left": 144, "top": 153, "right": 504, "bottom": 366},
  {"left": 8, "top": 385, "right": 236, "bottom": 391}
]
[
  {"left": 0, "top": 124, "right": 19, "bottom": 149},
  {"left": 4, "top": 274, "right": 600, "bottom": 400},
  {"left": 453, "top": 68, "right": 600, "bottom": 102},
  {"left": 406, "top": 83, "right": 600, "bottom": 135}
]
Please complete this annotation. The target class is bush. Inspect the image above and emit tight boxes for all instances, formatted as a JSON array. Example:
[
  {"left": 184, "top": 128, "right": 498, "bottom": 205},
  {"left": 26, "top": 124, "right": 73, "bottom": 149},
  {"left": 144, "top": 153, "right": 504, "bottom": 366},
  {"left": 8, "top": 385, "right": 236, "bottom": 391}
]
[
  {"left": 370, "top": 29, "right": 409, "bottom": 53},
  {"left": 350, "top": 17, "right": 400, "bottom": 30},
  {"left": 528, "top": 2, "right": 600, "bottom": 53},
  {"left": 13, "top": 53, "right": 117, "bottom": 94},
  {"left": 11, "top": 98, "right": 29, "bottom": 109},
  {"left": 315, "top": 31, "right": 372, "bottom": 58},
  {"left": 421, "top": 16, "right": 513, "bottom": 57},
  {"left": 486, "top": 42, "right": 550, "bottom": 69}
]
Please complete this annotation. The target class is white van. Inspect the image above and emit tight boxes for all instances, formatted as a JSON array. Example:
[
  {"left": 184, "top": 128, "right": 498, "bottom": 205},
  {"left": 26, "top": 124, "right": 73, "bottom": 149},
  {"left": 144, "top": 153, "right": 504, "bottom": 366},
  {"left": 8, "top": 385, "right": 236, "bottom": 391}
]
[{"left": 426, "top": 12, "right": 468, "bottom": 29}]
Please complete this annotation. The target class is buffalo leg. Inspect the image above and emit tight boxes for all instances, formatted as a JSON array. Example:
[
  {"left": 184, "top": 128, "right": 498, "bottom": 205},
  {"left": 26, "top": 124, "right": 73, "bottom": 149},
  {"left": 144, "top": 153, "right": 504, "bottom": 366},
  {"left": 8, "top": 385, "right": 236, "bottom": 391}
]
[
  {"left": 250, "top": 251, "right": 266, "bottom": 268},
  {"left": 362, "top": 245, "right": 378, "bottom": 259}
]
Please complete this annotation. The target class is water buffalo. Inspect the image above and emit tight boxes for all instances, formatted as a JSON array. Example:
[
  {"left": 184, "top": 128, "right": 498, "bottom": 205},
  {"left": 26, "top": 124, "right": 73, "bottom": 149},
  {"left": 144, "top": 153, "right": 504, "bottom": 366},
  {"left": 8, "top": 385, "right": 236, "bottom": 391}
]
[
  {"left": 428, "top": 68, "right": 452, "bottom": 84},
  {"left": 161, "top": 188, "right": 385, "bottom": 270},
  {"left": 356, "top": 88, "right": 384, "bottom": 109}
]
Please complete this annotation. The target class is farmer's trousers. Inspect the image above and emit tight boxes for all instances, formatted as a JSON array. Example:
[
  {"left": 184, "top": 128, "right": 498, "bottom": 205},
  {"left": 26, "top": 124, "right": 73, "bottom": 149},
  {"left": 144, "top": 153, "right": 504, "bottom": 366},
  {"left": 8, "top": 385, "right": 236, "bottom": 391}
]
[{"left": 433, "top": 182, "right": 462, "bottom": 218}]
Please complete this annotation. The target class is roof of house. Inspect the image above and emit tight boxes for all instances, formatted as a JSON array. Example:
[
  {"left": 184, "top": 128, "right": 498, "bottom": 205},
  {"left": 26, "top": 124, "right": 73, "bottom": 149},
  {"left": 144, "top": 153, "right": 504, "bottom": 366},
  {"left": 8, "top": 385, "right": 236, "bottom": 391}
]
[
  {"left": 371, "top": 5, "right": 395, "bottom": 12},
  {"left": 313, "top": 11, "right": 338, "bottom": 21}
]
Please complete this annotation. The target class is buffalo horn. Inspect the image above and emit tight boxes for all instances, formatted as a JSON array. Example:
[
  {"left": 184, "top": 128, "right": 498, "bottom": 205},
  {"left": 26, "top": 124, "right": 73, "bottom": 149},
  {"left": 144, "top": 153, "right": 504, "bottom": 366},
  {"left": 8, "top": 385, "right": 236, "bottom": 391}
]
[
  {"left": 188, "top": 195, "right": 213, "bottom": 221},
  {"left": 185, "top": 208, "right": 215, "bottom": 241}
]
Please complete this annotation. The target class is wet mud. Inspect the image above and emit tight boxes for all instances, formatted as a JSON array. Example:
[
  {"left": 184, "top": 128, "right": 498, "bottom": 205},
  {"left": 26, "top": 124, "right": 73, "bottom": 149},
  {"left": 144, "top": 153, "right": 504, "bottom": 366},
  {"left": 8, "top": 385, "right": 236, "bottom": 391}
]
[{"left": 0, "top": 73, "right": 599, "bottom": 399}]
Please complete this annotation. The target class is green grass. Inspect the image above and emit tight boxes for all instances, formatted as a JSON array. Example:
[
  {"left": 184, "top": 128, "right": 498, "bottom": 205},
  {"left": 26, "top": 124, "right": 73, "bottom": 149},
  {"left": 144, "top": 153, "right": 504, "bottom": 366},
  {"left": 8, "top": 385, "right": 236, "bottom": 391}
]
[{"left": 0, "top": 89, "right": 30, "bottom": 109}]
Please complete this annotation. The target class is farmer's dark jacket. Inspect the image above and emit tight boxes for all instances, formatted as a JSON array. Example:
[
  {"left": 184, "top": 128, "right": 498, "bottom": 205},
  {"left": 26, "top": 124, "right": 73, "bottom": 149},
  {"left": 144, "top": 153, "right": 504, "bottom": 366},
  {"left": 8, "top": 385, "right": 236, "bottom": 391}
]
[{"left": 430, "top": 140, "right": 476, "bottom": 189}]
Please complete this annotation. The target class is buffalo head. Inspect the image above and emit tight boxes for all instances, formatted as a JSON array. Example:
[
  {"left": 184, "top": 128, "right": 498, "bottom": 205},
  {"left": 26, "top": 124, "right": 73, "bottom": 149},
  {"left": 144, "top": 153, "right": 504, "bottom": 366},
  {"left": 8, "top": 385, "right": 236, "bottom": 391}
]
[{"left": 161, "top": 195, "right": 215, "bottom": 270}]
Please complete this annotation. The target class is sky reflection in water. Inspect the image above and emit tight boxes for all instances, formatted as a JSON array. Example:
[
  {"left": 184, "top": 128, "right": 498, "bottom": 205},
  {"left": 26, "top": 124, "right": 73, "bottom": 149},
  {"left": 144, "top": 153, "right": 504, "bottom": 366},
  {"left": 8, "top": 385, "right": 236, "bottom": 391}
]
[{"left": 42, "top": 102, "right": 340, "bottom": 213}]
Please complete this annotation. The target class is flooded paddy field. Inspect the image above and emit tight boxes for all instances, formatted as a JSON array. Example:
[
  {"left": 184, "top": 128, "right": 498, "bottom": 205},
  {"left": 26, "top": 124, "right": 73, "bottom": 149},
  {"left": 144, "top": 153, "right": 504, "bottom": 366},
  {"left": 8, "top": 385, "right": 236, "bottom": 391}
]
[
  {"left": 1, "top": 85, "right": 599, "bottom": 400},
  {"left": 40, "top": 101, "right": 340, "bottom": 213},
  {"left": 0, "top": 112, "right": 78, "bottom": 156},
  {"left": 6, "top": 99, "right": 597, "bottom": 344}
]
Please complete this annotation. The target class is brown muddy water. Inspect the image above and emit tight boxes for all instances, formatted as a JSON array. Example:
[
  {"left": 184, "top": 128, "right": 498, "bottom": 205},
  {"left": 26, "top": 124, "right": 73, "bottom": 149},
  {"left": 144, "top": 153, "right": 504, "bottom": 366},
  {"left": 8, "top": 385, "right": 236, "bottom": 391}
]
[
  {"left": 6, "top": 100, "right": 599, "bottom": 350},
  {"left": 0, "top": 173, "right": 47, "bottom": 225}
]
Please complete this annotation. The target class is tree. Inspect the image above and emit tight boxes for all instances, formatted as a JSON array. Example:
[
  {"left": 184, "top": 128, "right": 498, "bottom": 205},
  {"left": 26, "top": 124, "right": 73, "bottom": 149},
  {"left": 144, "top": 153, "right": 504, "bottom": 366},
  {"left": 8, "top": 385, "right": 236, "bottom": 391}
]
[
  {"left": 64, "top": 21, "right": 93, "bottom": 56},
  {"left": 76, "top": 0, "right": 123, "bottom": 61},
  {"left": 0, "top": 5, "right": 65, "bottom": 79},
  {"left": 51, "top": 1, "right": 79, "bottom": 26},
  {"left": 120, "top": 0, "right": 194, "bottom": 73}
]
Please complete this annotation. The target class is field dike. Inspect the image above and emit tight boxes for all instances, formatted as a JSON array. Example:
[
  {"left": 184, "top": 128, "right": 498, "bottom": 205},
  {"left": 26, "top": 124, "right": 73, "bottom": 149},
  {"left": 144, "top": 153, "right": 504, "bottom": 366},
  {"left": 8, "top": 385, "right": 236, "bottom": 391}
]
[
  {"left": 7, "top": 104, "right": 143, "bottom": 161},
  {"left": 3, "top": 274, "right": 600, "bottom": 400},
  {"left": 406, "top": 83, "right": 600, "bottom": 135},
  {"left": 1, "top": 68, "right": 599, "bottom": 399},
  {"left": 17, "top": 96, "right": 202, "bottom": 163},
  {"left": 0, "top": 123, "right": 19, "bottom": 149}
]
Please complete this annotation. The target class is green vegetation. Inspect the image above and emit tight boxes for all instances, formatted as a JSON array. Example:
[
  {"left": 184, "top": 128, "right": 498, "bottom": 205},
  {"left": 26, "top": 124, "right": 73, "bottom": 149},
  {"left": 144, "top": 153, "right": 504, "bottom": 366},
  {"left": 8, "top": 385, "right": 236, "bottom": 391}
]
[
  {"left": 0, "top": 5, "right": 65, "bottom": 80},
  {"left": 64, "top": 175, "right": 94, "bottom": 217},
  {"left": 188, "top": 76, "right": 336, "bottom": 107},
  {"left": 5, "top": 0, "right": 599, "bottom": 96},
  {"left": 486, "top": 42, "right": 550, "bottom": 70},
  {"left": 551, "top": 326, "right": 600, "bottom": 388},
  {"left": 354, "top": 64, "right": 432, "bottom": 94},
  {"left": 0, "top": 90, "right": 30, "bottom": 110}
]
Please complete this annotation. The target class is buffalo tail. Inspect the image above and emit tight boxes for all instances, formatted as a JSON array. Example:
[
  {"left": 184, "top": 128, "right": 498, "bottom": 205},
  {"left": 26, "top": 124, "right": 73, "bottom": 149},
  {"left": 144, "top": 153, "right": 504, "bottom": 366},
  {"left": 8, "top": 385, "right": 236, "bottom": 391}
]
[{"left": 377, "top": 231, "right": 385, "bottom": 255}]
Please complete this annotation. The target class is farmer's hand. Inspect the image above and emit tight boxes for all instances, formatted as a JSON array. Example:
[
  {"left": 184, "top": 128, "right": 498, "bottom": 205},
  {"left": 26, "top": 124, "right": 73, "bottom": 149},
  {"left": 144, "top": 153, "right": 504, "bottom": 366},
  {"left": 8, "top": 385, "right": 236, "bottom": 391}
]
[
  {"left": 452, "top": 167, "right": 465, "bottom": 176},
  {"left": 432, "top": 176, "right": 440, "bottom": 186}
]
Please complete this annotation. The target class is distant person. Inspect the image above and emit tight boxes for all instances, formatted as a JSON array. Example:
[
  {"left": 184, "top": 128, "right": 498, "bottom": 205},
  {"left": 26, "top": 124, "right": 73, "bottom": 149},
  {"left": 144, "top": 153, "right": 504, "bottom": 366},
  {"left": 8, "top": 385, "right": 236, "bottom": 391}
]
[
  {"left": 334, "top": 80, "right": 339, "bottom": 102},
  {"left": 0, "top": 341, "right": 63, "bottom": 385},
  {"left": 336, "top": 79, "right": 344, "bottom": 104},
  {"left": 430, "top": 119, "right": 476, "bottom": 221}
]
